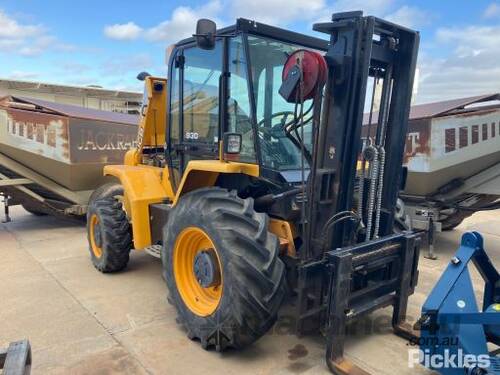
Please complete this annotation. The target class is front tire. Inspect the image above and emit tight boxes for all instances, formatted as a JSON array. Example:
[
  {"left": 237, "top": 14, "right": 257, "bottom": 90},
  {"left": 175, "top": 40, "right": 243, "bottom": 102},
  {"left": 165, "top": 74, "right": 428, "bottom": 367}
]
[
  {"left": 86, "top": 198, "right": 132, "bottom": 272},
  {"left": 162, "top": 188, "right": 287, "bottom": 351}
]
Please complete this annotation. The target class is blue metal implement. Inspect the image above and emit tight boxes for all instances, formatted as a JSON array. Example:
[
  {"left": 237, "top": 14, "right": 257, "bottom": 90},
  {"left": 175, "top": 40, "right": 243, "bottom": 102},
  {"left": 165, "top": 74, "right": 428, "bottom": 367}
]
[{"left": 419, "top": 232, "right": 500, "bottom": 375}]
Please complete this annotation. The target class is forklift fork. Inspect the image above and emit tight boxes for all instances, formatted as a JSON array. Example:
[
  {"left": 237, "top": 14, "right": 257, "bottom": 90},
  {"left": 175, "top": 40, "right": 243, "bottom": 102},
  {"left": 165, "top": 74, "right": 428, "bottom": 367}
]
[{"left": 325, "top": 232, "right": 421, "bottom": 374}]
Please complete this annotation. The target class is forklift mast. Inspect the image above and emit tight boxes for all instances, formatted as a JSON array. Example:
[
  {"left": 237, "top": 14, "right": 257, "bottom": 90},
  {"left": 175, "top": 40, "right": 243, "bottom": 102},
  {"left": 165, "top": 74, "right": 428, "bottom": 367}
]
[
  {"left": 291, "top": 12, "right": 422, "bottom": 373},
  {"left": 309, "top": 11, "right": 420, "bottom": 255}
]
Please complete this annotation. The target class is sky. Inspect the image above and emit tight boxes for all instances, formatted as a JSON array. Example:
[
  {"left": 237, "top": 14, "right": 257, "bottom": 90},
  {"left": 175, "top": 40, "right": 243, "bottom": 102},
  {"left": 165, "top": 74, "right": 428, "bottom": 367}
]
[{"left": 0, "top": 0, "right": 499, "bottom": 104}]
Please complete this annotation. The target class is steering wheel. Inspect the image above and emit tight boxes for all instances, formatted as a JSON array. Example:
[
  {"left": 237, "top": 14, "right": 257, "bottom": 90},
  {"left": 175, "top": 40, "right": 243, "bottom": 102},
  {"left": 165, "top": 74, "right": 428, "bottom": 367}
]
[{"left": 257, "top": 111, "right": 295, "bottom": 136}]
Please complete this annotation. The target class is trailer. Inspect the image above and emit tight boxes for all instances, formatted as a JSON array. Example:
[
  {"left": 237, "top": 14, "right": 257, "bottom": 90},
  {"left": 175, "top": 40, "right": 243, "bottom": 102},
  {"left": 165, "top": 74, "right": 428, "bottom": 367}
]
[
  {"left": 396, "top": 93, "right": 500, "bottom": 255},
  {"left": 0, "top": 96, "right": 138, "bottom": 221}
]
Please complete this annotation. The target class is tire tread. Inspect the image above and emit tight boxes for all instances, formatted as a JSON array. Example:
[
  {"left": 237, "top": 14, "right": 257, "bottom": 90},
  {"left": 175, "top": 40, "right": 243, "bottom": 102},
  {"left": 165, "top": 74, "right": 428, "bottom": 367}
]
[
  {"left": 87, "top": 198, "right": 132, "bottom": 273},
  {"left": 163, "top": 187, "right": 286, "bottom": 351}
]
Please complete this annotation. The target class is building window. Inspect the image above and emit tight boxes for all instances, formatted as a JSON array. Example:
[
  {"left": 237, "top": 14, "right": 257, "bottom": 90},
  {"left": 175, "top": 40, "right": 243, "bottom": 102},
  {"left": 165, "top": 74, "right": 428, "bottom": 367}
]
[
  {"left": 18, "top": 122, "right": 25, "bottom": 137},
  {"left": 492, "top": 122, "right": 496, "bottom": 138},
  {"left": 459, "top": 126, "right": 468, "bottom": 148},
  {"left": 27, "top": 123, "right": 34, "bottom": 139},
  {"left": 445, "top": 128, "right": 456, "bottom": 153},
  {"left": 36, "top": 124, "right": 45, "bottom": 143},
  {"left": 47, "top": 126, "right": 56, "bottom": 147},
  {"left": 7, "top": 117, "right": 13, "bottom": 134},
  {"left": 482, "top": 123, "right": 488, "bottom": 140},
  {"left": 472, "top": 125, "right": 479, "bottom": 144}
]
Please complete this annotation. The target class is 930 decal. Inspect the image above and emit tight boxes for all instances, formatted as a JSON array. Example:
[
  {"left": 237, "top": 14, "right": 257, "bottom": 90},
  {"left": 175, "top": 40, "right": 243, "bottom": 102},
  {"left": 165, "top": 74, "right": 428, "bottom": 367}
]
[{"left": 185, "top": 132, "right": 199, "bottom": 140}]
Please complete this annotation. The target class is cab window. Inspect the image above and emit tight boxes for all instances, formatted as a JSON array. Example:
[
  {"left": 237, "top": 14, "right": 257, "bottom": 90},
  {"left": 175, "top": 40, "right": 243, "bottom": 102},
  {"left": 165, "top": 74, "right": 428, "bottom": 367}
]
[
  {"left": 182, "top": 41, "right": 222, "bottom": 144},
  {"left": 248, "top": 35, "right": 316, "bottom": 171},
  {"left": 228, "top": 36, "right": 256, "bottom": 162}
]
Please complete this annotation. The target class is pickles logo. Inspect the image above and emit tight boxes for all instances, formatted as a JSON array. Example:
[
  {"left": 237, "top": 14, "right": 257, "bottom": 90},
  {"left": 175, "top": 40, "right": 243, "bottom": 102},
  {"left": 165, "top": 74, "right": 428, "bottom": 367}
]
[
  {"left": 77, "top": 129, "right": 137, "bottom": 151},
  {"left": 408, "top": 349, "right": 490, "bottom": 370}
]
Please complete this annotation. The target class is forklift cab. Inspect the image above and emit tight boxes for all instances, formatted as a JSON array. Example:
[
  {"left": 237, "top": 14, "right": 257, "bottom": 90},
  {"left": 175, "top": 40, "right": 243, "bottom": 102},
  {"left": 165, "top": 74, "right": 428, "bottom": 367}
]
[{"left": 166, "top": 19, "right": 328, "bottom": 187}]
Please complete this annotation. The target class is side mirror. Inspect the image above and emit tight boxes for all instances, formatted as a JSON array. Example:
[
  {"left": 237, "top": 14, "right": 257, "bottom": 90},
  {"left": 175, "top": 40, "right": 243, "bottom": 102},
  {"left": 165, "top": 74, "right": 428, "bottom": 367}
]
[
  {"left": 137, "top": 71, "right": 151, "bottom": 81},
  {"left": 194, "top": 19, "right": 216, "bottom": 50}
]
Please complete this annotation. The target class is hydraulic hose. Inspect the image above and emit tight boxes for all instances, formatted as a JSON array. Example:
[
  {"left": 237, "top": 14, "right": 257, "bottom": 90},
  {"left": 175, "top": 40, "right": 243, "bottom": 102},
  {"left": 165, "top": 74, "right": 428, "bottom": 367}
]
[{"left": 253, "top": 188, "right": 304, "bottom": 210}]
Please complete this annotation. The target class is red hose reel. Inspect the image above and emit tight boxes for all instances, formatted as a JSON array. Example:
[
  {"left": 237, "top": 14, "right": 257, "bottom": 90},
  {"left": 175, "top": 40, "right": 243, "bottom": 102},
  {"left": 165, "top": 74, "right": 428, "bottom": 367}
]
[{"left": 281, "top": 50, "right": 328, "bottom": 103}]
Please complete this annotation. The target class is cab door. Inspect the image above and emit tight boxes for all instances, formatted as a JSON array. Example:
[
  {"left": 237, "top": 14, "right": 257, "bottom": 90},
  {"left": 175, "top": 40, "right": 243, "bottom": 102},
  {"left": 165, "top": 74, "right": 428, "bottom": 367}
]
[{"left": 168, "top": 40, "right": 223, "bottom": 187}]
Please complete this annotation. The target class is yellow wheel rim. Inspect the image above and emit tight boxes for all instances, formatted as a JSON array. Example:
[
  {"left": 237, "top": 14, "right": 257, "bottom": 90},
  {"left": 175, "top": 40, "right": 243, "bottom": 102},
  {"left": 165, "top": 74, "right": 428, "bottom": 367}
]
[
  {"left": 89, "top": 214, "right": 103, "bottom": 258},
  {"left": 173, "top": 227, "right": 223, "bottom": 317}
]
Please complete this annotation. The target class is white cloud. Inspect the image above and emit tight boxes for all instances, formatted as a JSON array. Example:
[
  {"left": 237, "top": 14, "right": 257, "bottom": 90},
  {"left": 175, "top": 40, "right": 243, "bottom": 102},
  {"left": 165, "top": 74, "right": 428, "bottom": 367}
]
[
  {"left": 103, "top": 1, "right": 223, "bottom": 45},
  {"left": 416, "top": 25, "right": 500, "bottom": 103},
  {"left": 436, "top": 25, "right": 500, "bottom": 57},
  {"left": 104, "top": 22, "right": 143, "bottom": 41},
  {"left": 100, "top": 0, "right": 396, "bottom": 44},
  {"left": 145, "top": 1, "right": 222, "bottom": 43},
  {"left": 332, "top": 0, "right": 394, "bottom": 17},
  {"left": 386, "top": 5, "right": 430, "bottom": 29},
  {"left": 483, "top": 2, "right": 500, "bottom": 18},
  {"left": 106, "top": 81, "right": 143, "bottom": 93},
  {"left": 230, "top": 0, "right": 325, "bottom": 25},
  {"left": 18, "top": 35, "right": 57, "bottom": 56},
  {"left": 100, "top": 53, "right": 154, "bottom": 75},
  {"left": 0, "top": 10, "right": 43, "bottom": 38},
  {"left": 61, "top": 62, "right": 90, "bottom": 74},
  {"left": 0, "top": 38, "right": 23, "bottom": 49},
  {"left": 8, "top": 70, "right": 39, "bottom": 80},
  {"left": 0, "top": 9, "right": 72, "bottom": 56},
  {"left": 230, "top": 0, "right": 394, "bottom": 25},
  {"left": 5, "top": 1, "right": 497, "bottom": 104}
]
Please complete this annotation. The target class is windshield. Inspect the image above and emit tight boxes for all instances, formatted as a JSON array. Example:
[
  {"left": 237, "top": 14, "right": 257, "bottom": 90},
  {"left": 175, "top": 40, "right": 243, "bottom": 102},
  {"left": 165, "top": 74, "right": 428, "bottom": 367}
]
[{"left": 247, "top": 35, "right": 317, "bottom": 171}]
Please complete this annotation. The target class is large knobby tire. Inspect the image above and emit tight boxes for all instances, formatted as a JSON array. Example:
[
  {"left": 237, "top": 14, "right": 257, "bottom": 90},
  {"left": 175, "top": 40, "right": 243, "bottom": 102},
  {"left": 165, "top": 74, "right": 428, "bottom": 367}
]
[
  {"left": 22, "top": 202, "right": 48, "bottom": 216},
  {"left": 88, "top": 182, "right": 123, "bottom": 205},
  {"left": 440, "top": 211, "right": 470, "bottom": 231},
  {"left": 441, "top": 216, "right": 466, "bottom": 231},
  {"left": 162, "top": 187, "right": 287, "bottom": 351},
  {"left": 86, "top": 198, "right": 132, "bottom": 272}
]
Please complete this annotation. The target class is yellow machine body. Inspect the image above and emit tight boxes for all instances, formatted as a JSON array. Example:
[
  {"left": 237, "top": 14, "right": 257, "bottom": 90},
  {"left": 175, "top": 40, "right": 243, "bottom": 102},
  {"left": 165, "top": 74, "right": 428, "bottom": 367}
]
[
  {"left": 137, "top": 77, "right": 167, "bottom": 152},
  {"left": 103, "top": 76, "right": 273, "bottom": 250}
]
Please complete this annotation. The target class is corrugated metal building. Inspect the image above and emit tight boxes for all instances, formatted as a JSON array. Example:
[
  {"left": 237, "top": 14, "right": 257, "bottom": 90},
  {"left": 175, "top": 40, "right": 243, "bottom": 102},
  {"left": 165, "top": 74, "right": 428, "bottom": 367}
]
[
  {"left": 364, "top": 93, "right": 500, "bottom": 195},
  {"left": 403, "top": 94, "right": 500, "bottom": 195},
  {"left": 0, "top": 78, "right": 142, "bottom": 115}
]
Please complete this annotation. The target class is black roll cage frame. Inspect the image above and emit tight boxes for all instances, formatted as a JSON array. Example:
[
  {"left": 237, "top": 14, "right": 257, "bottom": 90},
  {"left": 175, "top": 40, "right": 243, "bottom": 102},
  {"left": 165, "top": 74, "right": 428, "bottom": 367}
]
[{"left": 165, "top": 19, "right": 329, "bottom": 185}]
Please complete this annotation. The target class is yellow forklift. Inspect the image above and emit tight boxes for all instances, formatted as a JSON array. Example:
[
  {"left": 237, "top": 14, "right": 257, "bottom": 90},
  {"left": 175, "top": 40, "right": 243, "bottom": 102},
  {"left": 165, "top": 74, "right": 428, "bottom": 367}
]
[{"left": 86, "top": 11, "right": 420, "bottom": 373}]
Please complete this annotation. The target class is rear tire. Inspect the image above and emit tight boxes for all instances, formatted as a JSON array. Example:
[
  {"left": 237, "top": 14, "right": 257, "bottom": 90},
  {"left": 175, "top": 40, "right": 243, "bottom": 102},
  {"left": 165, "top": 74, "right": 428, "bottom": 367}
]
[
  {"left": 22, "top": 203, "right": 47, "bottom": 216},
  {"left": 88, "top": 182, "right": 123, "bottom": 205},
  {"left": 440, "top": 210, "right": 469, "bottom": 231},
  {"left": 162, "top": 187, "right": 287, "bottom": 351},
  {"left": 86, "top": 198, "right": 132, "bottom": 272},
  {"left": 441, "top": 216, "right": 465, "bottom": 231}
]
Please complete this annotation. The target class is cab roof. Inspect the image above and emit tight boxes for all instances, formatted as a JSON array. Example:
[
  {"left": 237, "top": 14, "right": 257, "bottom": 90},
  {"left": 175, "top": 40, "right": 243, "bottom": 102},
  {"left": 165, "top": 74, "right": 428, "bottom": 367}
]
[{"left": 176, "top": 18, "right": 329, "bottom": 51}]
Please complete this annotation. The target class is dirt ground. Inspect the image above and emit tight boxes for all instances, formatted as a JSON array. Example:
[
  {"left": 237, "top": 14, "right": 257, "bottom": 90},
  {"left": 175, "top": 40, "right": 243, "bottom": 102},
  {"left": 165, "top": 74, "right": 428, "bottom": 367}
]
[{"left": 1, "top": 206, "right": 498, "bottom": 374}]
